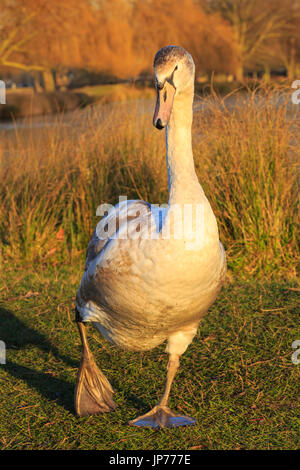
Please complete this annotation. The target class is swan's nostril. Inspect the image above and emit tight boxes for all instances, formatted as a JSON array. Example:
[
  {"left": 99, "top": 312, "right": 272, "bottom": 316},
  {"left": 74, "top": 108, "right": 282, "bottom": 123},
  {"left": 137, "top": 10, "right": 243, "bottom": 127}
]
[{"left": 156, "top": 118, "right": 164, "bottom": 130}]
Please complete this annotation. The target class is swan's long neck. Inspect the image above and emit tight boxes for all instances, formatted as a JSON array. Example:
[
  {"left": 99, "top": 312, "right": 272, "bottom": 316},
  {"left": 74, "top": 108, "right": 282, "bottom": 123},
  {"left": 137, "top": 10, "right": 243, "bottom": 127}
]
[{"left": 166, "top": 83, "right": 203, "bottom": 205}]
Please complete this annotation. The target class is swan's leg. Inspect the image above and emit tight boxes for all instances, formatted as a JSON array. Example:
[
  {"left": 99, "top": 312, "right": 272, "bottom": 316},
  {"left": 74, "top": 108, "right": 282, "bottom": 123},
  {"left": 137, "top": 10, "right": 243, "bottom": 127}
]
[
  {"left": 74, "top": 312, "right": 116, "bottom": 417},
  {"left": 129, "top": 353, "right": 196, "bottom": 428}
]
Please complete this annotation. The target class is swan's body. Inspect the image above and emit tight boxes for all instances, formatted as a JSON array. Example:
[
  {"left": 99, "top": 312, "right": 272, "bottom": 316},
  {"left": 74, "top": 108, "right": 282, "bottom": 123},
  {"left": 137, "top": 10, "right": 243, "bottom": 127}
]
[
  {"left": 74, "top": 46, "right": 226, "bottom": 427},
  {"left": 77, "top": 198, "right": 225, "bottom": 353}
]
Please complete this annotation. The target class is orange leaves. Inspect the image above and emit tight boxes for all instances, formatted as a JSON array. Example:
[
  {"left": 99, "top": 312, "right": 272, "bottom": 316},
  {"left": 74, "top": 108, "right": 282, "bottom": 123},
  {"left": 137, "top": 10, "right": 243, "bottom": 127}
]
[{"left": 1, "top": 0, "right": 239, "bottom": 77}]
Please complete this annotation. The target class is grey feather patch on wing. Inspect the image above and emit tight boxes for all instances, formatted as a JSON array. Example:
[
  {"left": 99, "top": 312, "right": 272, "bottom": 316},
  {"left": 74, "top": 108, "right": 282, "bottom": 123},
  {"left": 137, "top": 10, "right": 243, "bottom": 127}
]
[{"left": 85, "top": 200, "right": 152, "bottom": 270}]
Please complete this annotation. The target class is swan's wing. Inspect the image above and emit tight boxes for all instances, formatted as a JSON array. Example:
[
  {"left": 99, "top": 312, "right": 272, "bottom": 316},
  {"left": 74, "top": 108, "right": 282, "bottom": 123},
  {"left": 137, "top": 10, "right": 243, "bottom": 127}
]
[
  {"left": 77, "top": 198, "right": 166, "bottom": 324},
  {"left": 84, "top": 199, "right": 157, "bottom": 271}
]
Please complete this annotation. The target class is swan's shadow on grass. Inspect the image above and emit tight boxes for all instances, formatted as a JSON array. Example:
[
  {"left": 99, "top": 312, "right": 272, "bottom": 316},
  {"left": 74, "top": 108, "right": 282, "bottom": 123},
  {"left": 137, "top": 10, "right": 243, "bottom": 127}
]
[
  {"left": 3, "top": 360, "right": 75, "bottom": 413},
  {"left": 0, "top": 305, "right": 148, "bottom": 415},
  {"left": 0, "top": 305, "right": 76, "bottom": 413}
]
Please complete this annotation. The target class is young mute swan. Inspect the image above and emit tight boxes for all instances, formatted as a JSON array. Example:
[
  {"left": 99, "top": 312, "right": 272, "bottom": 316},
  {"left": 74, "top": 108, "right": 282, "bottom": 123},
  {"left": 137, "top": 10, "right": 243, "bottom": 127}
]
[{"left": 74, "top": 45, "right": 226, "bottom": 428}]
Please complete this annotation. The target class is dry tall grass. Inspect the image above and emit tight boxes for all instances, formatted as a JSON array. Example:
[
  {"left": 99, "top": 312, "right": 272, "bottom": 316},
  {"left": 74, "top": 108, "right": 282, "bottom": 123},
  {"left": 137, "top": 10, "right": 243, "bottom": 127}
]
[{"left": 0, "top": 86, "right": 299, "bottom": 278}]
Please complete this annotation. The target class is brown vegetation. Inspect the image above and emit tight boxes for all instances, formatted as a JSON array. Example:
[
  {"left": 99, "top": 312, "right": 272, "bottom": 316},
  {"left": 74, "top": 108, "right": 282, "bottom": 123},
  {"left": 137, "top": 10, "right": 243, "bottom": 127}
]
[
  {"left": 2, "top": 0, "right": 300, "bottom": 88},
  {"left": 0, "top": 86, "right": 298, "bottom": 278}
]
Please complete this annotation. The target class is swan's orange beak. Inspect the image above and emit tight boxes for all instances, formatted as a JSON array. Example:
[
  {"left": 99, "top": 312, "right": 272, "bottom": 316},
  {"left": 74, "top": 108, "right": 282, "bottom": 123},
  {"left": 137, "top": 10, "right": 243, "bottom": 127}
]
[{"left": 153, "top": 81, "right": 176, "bottom": 130}]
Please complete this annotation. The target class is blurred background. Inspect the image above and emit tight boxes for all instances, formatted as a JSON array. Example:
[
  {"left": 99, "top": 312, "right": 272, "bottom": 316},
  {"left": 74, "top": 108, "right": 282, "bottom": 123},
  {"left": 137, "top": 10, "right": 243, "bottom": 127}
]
[
  {"left": 0, "top": 0, "right": 299, "bottom": 275},
  {"left": 1, "top": 0, "right": 300, "bottom": 104}
]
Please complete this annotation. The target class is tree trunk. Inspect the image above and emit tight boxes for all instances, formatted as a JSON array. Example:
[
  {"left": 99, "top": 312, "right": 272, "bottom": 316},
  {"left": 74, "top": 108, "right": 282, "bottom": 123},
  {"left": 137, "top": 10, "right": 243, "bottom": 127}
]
[
  {"left": 287, "top": 37, "right": 296, "bottom": 81},
  {"left": 42, "top": 69, "right": 56, "bottom": 92},
  {"left": 235, "top": 64, "right": 244, "bottom": 82},
  {"left": 263, "top": 64, "right": 271, "bottom": 83},
  {"left": 33, "top": 71, "right": 43, "bottom": 92}
]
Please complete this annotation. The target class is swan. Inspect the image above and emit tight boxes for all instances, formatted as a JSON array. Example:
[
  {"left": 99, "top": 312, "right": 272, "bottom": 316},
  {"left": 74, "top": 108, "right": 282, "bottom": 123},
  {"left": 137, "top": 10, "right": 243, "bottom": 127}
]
[{"left": 74, "top": 45, "right": 226, "bottom": 428}]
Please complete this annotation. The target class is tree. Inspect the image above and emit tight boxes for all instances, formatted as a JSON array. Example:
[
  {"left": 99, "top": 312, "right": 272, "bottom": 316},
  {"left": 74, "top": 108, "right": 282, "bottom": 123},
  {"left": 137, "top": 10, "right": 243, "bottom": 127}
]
[
  {"left": 0, "top": 1, "right": 44, "bottom": 72},
  {"left": 0, "top": 0, "right": 97, "bottom": 90},
  {"left": 205, "top": 0, "right": 296, "bottom": 80},
  {"left": 131, "top": 0, "right": 238, "bottom": 77},
  {"left": 0, "top": 0, "right": 239, "bottom": 86},
  {"left": 264, "top": 0, "right": 300, "bottom": 80}
]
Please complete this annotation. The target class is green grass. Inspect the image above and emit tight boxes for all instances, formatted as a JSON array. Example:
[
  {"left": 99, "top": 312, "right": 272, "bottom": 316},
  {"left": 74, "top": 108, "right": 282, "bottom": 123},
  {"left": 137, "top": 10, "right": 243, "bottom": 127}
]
[{"left": 0, "top": 263, "right": 299, "bottom": 450}]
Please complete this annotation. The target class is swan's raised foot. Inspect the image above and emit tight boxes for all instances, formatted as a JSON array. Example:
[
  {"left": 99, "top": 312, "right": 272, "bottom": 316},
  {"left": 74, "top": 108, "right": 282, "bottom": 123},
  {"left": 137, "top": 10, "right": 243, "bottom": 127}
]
[
  {"left": 128, "top": 405, "right": 196, "bottom": 429},
  {"left": 75, "top": 366, "right": 116, "bottom": 417},
  {"left": 75, "top": 358, "right": 117, "bottom": 417},
  {"left": 75, "top": 322, "right": 116, "bottom": 417}
]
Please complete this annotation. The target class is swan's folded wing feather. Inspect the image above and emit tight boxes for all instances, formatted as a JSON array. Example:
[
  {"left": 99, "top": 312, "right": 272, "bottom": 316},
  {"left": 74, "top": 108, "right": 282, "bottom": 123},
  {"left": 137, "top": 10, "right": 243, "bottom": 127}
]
[
  {"left": 84, "top": 199, "right": 152, "bottom": 271},
  {"left": 77, "top": 199, "right": 154, "bottom": 323}
]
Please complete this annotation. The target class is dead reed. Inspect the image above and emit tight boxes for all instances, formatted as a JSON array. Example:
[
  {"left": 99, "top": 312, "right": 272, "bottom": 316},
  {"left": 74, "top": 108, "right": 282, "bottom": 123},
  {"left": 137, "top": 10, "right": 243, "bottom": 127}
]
[{"left": 0, "top": 85, "right": 298, "bottom": 278}]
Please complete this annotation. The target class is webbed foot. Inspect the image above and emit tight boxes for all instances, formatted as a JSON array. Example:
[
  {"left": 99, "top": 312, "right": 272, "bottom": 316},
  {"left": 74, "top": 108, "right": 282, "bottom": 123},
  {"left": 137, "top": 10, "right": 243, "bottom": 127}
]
[
  {"left": 129, "top": 405, "right": 196, "bottom": 428},
  {"left": 75, "top": 321, "right": 116, "bottom": 417}
]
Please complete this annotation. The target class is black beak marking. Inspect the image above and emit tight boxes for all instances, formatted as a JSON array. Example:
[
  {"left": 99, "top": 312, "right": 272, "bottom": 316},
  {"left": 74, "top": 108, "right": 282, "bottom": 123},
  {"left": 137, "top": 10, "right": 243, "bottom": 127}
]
[{"left": 155, "top": 118, "right": 164, "bottom": 130}]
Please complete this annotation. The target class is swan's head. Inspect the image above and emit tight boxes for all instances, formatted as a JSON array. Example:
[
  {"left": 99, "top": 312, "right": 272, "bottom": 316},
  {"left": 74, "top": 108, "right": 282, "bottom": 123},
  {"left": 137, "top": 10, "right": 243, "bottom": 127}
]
[{"left": 153, "top": 45, "right": 195, "bottom": 130}]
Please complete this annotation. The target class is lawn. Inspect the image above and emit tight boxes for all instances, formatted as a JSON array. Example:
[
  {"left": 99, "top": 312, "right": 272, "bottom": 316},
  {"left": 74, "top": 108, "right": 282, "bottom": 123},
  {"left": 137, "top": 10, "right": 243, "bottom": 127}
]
[{"left": 0, "top": 263, "right": 299, "bottom": 450}]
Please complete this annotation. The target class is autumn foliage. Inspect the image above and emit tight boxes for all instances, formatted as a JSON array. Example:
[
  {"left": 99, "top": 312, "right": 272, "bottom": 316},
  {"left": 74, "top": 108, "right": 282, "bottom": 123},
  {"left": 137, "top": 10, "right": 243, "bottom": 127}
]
[
  {"left": 2, "top": 0, "right": 300, "bottom": 81},
  {"left": 0, "top": 0, "right": 238, "bottom": 78}
]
